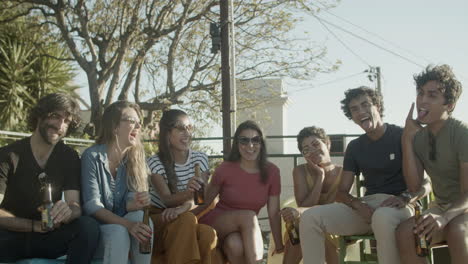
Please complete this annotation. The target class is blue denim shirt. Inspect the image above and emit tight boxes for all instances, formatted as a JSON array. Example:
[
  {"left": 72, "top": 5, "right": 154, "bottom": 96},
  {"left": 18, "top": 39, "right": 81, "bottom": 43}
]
[{"left": 81, "top": 144, "right": 130, "bottom": 218}]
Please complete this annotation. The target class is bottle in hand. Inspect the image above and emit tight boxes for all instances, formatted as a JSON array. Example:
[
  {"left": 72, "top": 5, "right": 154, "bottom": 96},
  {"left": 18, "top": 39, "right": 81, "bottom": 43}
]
[
  {"left": 286, "top": 218, "right": 300, "bottom": 245},
  {"left": 193, "top": 163, "right": 205, "bottom": 205},
  {"left": 139, "top": 206, "right": 152, "bottom": 254},
  {"left": 41, "top": 182, "right": 54, "bottom": 231},
  {"left": 414, "top": 204, "right": 430, "bottom": 257}
]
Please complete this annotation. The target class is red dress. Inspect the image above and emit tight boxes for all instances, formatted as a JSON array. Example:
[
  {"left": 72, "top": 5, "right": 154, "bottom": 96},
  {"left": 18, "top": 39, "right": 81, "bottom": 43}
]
[{"left": 199, "top": 161, "right": 281, "bottom": 226}]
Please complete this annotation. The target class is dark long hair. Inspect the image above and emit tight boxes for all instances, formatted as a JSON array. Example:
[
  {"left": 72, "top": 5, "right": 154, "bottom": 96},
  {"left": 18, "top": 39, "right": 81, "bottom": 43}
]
[
  {"left": 158, "top": 109, "right": 188, "bottom": 193},
  {"left": 228, "top": 120, "right": 269, "bottom": 184},
  {"left": 28, "top": 93, "right": 81, "bottom": 135}
]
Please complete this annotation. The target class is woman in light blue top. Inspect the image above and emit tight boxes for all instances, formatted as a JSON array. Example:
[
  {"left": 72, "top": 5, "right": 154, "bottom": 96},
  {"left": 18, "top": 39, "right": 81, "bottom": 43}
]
[{"left": 81, "top": 101, "right": 152, "bottom": 264}]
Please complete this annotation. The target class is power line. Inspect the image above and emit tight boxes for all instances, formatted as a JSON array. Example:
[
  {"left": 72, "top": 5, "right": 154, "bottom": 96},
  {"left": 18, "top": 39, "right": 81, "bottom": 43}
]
[
  {"left": 313, "top": 15, "right": 426, "bottom": 68},
  {"left": 311, "top": 2, "right": 432, "bottom": 65},
  {"left": 288, "top": 71, "right": 366, "bottom": 94},
  {"left": 313, "top": 15, "right": 371, "bottom": 67}
]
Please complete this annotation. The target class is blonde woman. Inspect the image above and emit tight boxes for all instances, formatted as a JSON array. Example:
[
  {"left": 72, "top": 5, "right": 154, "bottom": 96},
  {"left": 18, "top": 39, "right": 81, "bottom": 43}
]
[{"left": 81, "top": 101, "right": 152, "bottom": 264}]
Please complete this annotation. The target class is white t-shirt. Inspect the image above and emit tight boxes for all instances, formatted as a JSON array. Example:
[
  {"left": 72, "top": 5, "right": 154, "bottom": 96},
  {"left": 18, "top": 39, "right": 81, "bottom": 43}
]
[{"left": 147, "top": 149, "right": 209, "bottom": 208}]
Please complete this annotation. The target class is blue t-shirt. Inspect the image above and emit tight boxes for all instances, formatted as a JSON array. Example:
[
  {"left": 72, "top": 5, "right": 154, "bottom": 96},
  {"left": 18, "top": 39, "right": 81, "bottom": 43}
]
[{"left": 343, "top": 123, "right": 407, "bottom": 196}]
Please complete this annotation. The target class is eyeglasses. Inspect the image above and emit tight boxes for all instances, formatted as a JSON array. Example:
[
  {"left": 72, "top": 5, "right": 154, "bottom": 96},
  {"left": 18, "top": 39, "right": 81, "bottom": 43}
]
[
  {"left": 238, "top": 136, "right": 262, "bottom": 146},
  {"left": 121, "top": 116, "right": 142, "bottom": 127},
  {"left": 429, "top": 133, "right": 436, "bottom": 161},
  {"left": 47, "top": 112, "right": 72, "bottom": 125},
  {"left": 173, "top": 124, "right": 194, "bottom": 134},
  {"left": 301, "top": 139, "right": 322, "bottom": 156}
]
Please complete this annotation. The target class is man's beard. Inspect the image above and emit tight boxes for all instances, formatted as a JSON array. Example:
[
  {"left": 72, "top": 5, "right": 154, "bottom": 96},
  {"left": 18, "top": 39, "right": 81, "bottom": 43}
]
[{"left": 38, "top": 122, "right": 63, "bottom": 145}]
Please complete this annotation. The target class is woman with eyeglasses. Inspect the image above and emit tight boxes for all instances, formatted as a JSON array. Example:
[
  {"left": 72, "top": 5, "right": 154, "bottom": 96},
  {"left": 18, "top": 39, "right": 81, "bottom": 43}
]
[
  {"left": 81, "top": 101, "right": 152, "bottom": 264},
  {"left": 147, "top": 109, "right": 217, "bottom": 264},
  {"left": 199, "top": 120, "right": 283, "bottom": 264},
  {"left": 280, "top": 126, "right": 341, "bottom": 264}
]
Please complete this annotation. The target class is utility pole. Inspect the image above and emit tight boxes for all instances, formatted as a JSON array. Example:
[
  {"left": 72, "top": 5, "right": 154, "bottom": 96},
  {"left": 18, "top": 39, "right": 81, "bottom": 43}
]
[
  {"left": 367, "top": 66, "right": 382, "bottom": 96},
  {"left": 376, "top": 66, "right": 382, "bottom": 96},
  {"left": 220, "top": 0, "right": 234, "bottom": 160}
]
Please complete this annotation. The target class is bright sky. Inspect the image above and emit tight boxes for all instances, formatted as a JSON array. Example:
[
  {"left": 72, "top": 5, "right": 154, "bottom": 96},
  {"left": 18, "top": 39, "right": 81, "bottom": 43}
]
[{"left": 284, "top": 0, "right": 468, "bottom": 137}]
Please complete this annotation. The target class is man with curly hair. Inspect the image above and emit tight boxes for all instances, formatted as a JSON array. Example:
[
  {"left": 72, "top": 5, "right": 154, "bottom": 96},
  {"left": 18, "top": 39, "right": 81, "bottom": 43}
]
[
  {"left": 397, "top": 64, "right": 468, "bottom": 264},
  {"left": 0, "top": 93, "right": 99, "bottom": 263},
  {"left": 300, "top": 86, "right": 423, "bottom": 264}
]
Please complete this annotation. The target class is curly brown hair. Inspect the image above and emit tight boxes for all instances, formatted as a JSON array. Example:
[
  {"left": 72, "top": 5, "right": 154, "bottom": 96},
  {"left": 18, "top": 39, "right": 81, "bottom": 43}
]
[
  {"left": 27, "top": 93, "right": 81, "bottom": 135},
  {"left": 414, "top": 64, "right": 462, "bottom": 113},
  {"left": 340, "top": 86, "right": 384, "bottom": 120},
  {"left": 296, "top": 126, "right": 330, "bottom": 152}
]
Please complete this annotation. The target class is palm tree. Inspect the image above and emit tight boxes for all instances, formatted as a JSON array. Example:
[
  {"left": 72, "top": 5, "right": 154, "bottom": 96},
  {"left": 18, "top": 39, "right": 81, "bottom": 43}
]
[{"left": 0, "top": 13, "right": 77, "bottom": 131}]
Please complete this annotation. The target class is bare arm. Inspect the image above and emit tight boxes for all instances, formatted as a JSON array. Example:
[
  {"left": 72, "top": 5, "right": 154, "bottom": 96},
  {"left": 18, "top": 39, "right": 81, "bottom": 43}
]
[
  {"left": 335, "top": 170, "right": 355, "bottom": 205},
  {"left": 190, "top": 176, "right": 220, "bottom": 216},
  {"left": 0, "top": 209, "right": 39, "bottom": 232},
  {"left": 293, "top": 165, "right": 324, "bottom": 208},
  {"left": 336, "top": 170, "right": 374, "bottom": 223},
  {"left": 150, "top": 173, "right": 192, "bottom": 207},
  {"left": 267, "top": 195, "right": 283, "bottom": 251},
  {"left": 402, "top": 103, "right": 425, "bottom": 192}
]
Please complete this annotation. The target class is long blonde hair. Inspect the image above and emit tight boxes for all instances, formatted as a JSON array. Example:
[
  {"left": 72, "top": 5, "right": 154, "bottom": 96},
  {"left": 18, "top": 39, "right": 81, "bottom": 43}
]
[{"left": 96, "top": 101, "right": 148, "bottom": 192}]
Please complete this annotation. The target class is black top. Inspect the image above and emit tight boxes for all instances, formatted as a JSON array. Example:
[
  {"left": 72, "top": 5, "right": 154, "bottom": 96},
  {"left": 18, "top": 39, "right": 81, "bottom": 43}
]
[
  {"left": 0, "top": 137, "right": 80, "bottom": 220},
  {"left": 343, "top": 123, "right": 407, "bottom": 196}
]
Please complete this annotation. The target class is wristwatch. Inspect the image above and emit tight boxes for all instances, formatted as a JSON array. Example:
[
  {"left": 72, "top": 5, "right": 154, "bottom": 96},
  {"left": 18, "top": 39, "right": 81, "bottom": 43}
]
[{"left": 399, "top": 191, "right": 413, "bottom": 204}]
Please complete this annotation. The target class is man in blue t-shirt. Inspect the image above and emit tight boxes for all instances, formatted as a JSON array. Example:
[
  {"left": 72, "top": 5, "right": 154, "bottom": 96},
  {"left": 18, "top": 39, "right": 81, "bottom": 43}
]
[{"left": 300, "top": 87, "right": 427, "bottom": 264}]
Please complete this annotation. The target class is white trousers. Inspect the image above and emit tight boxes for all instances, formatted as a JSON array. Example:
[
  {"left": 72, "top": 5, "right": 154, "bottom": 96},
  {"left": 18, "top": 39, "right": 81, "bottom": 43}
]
[{"left": 300, "top": 194, "right": 413, "bottom": 264}]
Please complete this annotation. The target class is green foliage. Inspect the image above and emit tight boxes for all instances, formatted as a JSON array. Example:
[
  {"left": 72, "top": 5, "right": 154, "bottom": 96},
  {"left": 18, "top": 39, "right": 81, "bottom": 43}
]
[{"left": 0, "top": 11, "right": 77, "bottom": 131}]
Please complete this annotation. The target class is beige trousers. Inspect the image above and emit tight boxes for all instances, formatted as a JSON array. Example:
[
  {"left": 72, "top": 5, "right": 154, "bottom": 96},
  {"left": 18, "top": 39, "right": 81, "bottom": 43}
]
[{"left": 299, "top": 193, "right": 413, "bottom": 264}]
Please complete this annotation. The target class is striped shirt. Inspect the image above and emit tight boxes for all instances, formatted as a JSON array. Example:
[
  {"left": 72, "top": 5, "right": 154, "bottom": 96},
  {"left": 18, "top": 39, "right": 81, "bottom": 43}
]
[{"left": 147, "top": 149, "right": 209, "bottom": 208}]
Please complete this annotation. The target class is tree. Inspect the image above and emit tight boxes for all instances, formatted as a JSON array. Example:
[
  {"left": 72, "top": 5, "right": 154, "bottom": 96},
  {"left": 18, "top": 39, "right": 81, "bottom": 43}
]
[
  {"left": 0, "top": 5, "right": 77, "bottom": 131},
  {"left": 2, "top": 0, "right": 340, "bottom": 133}
]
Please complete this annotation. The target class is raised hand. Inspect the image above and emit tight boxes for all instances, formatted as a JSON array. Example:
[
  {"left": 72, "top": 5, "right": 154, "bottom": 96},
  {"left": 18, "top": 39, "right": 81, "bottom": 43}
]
[{"left": 403, "top": 103, "right": 423, "bottom": 139}]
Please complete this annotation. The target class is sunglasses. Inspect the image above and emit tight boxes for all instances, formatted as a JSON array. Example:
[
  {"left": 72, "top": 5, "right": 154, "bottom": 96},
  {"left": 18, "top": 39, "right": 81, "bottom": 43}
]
[
  {"left": 238, "top": 136, "right": 262, "bottom": 146},
  {"left": 429, "top": 133, "right": 436, "bottom": 161},
  {"left": 173, "top": 124, "right": 194, "bottom": 134},
  {"left": 38, "top": 172, "right": 48, "bottom": 187},
  {"left": 121, "top": 116, "right": 142, "bottom": 127}
]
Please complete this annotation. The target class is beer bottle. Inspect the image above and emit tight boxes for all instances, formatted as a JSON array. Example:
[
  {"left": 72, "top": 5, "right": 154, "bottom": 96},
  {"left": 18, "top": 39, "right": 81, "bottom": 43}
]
[
  {"left": 414, "top": 204, "right": 430, "bottom": 257},
  {"left": 139, "top": 206, "right": 152, "bottom": 254},
  {"left": 193, "top": 164, "right": 205, "bottom": 205},
  {"left": 286, "top": 218, "right": 300, "bottom": 245},
  {"left": 41, "top": 182, "right": 54, "bottom": 231}
]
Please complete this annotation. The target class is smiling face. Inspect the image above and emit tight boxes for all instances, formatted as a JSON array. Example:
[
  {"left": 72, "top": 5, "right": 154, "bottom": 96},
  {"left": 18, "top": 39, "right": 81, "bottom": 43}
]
[
  {"left": 37, "top": 110, "right": 72, "bottom": 145},
  {"left": 416, "top": 80, "right": 452, "bottom": 125},
  {"left": 168, "top": 115, "right": 193, "bottom": 152},
  {"left": 237, "top": 128, "right": 262, "bottom": 162},
  {"left": 115, "top": 107, "right": 141, "bottom": 149},
  {"left": 301, "top": 136, "right": 331, "bottom": 165},
  {"left": 348, "top": 95, "right": 383, "bottom": 133}
]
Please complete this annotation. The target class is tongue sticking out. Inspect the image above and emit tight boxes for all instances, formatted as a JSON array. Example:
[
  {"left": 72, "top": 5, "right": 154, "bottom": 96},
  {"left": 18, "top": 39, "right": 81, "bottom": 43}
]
[
  {"left": 417, "top": 110, "right": 428, "bottom": 120},
  {"left": 361, "top": 119, "right": 372, "bottom": 130}
]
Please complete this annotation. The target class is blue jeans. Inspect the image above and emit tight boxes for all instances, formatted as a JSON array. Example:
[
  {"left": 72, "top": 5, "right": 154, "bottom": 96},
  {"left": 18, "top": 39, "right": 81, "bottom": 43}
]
[
  {"left": 93, "top": 211, "right": 153, "bottom": 264},
  {"left": 0, "top": 216, "right": 100, "bottom": 264}
]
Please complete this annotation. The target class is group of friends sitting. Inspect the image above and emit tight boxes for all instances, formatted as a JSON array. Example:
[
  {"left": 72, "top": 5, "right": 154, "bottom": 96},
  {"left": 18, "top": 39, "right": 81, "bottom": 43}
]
[{"left": 0, "top": 64, "right": 466, "bottom": 264}]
